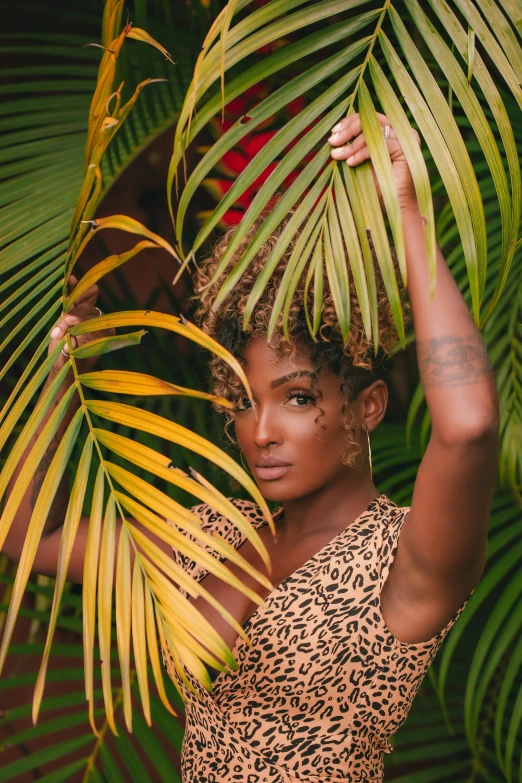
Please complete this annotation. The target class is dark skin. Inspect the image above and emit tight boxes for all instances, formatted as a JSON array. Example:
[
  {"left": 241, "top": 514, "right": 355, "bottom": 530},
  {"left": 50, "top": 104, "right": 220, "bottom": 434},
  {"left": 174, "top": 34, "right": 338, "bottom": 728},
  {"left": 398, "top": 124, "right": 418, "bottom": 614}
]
[{"left": 3, "top": 112, "right": 499, "bottom": 655}]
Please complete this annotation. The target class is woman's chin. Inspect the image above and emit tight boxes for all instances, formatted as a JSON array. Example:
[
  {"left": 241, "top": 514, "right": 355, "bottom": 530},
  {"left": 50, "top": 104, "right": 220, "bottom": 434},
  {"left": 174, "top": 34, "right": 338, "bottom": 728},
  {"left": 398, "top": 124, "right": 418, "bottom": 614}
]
[{"left": 256, "top": 482, "right": 310, "bottom": 505}]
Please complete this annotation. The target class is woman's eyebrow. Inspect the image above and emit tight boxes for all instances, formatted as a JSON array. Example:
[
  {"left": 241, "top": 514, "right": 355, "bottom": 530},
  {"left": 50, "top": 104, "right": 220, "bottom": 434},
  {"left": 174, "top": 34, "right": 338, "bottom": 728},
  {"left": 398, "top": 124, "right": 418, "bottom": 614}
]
[{"left": 270, "top": 370, "right": 315, "bottom": 389}]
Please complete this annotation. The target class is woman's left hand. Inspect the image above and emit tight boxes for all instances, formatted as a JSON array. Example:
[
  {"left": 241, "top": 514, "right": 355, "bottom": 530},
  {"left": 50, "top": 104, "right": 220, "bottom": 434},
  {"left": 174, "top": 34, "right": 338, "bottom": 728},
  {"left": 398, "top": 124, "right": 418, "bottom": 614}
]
[{"left": 328, "top": 112, "right": 420, "bottom": 212}]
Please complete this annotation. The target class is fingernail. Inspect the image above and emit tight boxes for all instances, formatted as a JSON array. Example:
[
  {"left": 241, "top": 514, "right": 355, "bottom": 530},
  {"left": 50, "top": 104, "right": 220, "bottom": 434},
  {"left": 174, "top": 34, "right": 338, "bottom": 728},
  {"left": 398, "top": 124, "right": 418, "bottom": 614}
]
[
  {"left": 347, "top": 156, "right": 354, "bottom": 164},
  {"left": 331, "top": 123, "right": 342, "bottom": 133},
  {"left": 50, "top": 326, "right": 61, "bottom": 338}
]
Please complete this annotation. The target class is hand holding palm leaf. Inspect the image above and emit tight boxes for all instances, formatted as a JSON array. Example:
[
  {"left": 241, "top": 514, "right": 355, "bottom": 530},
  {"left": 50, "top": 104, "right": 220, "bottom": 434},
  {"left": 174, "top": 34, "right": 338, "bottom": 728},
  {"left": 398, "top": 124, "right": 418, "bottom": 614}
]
[
  {"left": 328, "top": 111, "right": 421, "bottom": 212},
  {"left": 48, "top": 276, "right": 115, "bottom": 368}
]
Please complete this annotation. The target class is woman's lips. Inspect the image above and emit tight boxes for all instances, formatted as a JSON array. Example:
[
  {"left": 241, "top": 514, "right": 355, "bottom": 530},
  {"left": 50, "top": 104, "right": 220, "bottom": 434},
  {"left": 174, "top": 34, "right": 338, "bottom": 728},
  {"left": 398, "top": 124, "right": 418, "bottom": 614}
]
[{"left": 254, "top": 465, "right": 292, "bottom": 480}]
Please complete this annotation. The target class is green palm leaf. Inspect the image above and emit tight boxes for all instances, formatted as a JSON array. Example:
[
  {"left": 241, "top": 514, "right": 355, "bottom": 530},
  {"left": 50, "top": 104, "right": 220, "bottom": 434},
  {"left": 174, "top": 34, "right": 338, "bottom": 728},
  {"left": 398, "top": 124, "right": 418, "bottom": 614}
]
[{"left": 172, "top": 0, "right": 521, "bottom": 338}]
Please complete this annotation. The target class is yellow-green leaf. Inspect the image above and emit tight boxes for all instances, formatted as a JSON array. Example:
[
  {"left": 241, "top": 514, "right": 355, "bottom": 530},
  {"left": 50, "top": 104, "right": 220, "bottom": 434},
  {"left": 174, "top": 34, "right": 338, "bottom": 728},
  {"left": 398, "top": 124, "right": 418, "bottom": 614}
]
[
  {"left": 115, "top": 523, "right": 132, "bottom": 732},
  {"left": 83, "top": 464, "right": 105, "bottom": 737},
  {"left": 116, "top": 491, "right": 271, "bottom": 606},
  {"left": 0, "top": 381, "right": 75, "bottom": 549},
  {"left": 0, "top": 408, "right": 83, "bottom": 676},
  {"left": 72, "top": 331, "right": 147, "bottom": 360},
  {"left": 333, "top": 168, "right": 371, "bottom": 338},
  {"left": 0, "top": 342, "right": 64, "bottom": 453},
  {"left": 64, "top": 242, "right": 160, "bottom": 310},
  {"left": 72, "top": 216, "right": 179, "bottom": 270},
  {"left": 131, "top": 559, "right": 151, "bottom": 725},
  {"left": 93, "top": 429, "right": 273, "bottom": 572},
  {"left": 33, "top": 434, "right": 93, "bottom": 723},
  {"left": 97, "top": 494, "right": 118, "bottom": 735},
  {"left": 368, "top": 54, "right": 437, "bottom": 297},
  {"left": 358, "top": 79, "right": 406, "bottom": 287},
  {"left": 70, "top": 310, "right": 255, "bottom": 411},
  {"left": 144, "top": 582, "right": 178, "bottom": 716},
  {"left": 78, "top": 369, "right": 233, "bottom": 407},
  {"left": 126, "top": 27, "right": 174, "bottom": 64},
  {"left": 86, "top": 399, "right": 272, "bottom": 529}
]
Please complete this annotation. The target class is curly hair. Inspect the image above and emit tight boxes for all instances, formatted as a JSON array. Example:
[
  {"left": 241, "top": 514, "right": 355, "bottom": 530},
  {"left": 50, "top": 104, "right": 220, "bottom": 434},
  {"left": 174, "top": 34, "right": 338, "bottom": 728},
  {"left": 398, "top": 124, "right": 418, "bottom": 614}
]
[{"left": 191, "top": 200, "right": 410, "bottom": 466}]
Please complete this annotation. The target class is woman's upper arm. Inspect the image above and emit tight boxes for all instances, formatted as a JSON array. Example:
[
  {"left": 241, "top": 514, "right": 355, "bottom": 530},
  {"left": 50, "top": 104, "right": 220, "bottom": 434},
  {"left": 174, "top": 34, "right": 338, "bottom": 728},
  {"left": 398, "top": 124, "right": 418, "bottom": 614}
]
[
  {"left": 32, "top": 499, "right": 233, "bottom": 585},
  {"left": 396, "top": 429, "right": 497, "bottom": 607},
  {"left": 35, "top": 513, "right": 177, "bottom": 584}
]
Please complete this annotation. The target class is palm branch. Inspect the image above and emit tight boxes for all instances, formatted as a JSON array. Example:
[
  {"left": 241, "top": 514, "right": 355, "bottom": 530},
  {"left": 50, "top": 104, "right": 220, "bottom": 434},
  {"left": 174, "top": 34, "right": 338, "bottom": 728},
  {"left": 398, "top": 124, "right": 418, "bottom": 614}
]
[
  {"left": 171, "top": 0, "right": 521, "bottom": 345},
  {"left": 0, "top": 0, "right": 277, "bottom": 732},
  {"left": 0, "top": 577, "right": 185, "bottom": 782}
]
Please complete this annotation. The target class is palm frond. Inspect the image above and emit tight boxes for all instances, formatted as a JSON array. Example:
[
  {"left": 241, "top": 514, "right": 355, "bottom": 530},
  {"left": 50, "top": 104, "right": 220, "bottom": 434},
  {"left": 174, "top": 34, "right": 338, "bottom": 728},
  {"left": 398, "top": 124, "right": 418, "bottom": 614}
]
[
  {"left": 1, "top": 3, "right": 277, "bottom": 730},
  {"left": 172, "top": 0, "right": 521, "bottom": 339}
]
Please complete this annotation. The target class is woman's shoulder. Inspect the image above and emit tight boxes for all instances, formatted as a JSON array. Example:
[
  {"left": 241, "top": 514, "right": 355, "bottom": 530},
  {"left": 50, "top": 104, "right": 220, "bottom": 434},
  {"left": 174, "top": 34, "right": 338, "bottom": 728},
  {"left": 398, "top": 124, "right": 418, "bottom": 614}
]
[
  {"left": 169, "top": 496, "right": 267, "bottom": 574},
  {"left": 189, "top": 496, "right": 267, "bottom": 533}
]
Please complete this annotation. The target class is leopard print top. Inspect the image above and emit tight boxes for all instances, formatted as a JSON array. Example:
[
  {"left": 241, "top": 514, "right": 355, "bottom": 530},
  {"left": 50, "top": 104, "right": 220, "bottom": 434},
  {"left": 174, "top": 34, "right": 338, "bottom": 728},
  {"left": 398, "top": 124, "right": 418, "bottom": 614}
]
[{"left": 162, "top": 494, "right": 475, "bottom": 782}]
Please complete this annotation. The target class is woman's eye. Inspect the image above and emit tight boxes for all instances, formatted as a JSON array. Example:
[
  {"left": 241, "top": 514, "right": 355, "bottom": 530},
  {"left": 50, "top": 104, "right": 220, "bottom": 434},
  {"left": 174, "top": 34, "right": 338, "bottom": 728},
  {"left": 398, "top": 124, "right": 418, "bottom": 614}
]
[
  {"left": 286, "top": 391, "right": 315, "bottom": 407},
  {"left": 237, "top": 398, "right": 252, "bottom": 411}
]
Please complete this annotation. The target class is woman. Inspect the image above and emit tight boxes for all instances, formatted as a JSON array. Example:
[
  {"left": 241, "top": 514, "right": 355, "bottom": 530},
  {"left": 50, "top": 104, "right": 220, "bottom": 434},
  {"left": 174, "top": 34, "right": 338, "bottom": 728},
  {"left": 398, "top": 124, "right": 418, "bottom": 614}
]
[{"left": 3, "top": 112, "right": 499, "bottom": 782}]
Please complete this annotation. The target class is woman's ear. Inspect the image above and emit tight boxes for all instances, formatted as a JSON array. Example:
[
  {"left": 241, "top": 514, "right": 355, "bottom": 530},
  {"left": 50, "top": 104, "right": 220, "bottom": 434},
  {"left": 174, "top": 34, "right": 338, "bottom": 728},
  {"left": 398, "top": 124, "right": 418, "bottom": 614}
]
[{"left": 360, "top": 380, "right": 388, "bottom": 433}]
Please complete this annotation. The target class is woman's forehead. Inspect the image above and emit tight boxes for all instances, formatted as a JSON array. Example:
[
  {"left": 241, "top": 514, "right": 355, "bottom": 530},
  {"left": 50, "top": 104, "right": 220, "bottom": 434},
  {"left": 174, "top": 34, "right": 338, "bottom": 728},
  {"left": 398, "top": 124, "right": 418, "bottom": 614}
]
[
  {"left": 242, "top": 336, "right": 315, "bottom": 371},
  {"left": 241, "top": 336, "right": 341, "bottom": 390}
]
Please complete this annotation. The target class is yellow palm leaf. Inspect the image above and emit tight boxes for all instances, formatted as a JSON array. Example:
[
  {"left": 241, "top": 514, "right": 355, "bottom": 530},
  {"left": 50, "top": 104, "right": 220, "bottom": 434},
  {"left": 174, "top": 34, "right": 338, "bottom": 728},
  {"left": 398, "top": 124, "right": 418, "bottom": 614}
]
[
  {"left": 78, "top": 369, "right": 233, "bottom": 407},
  {"left": 131, "top": 559, "right": 152, "bottom": 725},
  {"left": 70, "top": 310, "right": 256, "bottom": 413},
  {"left": 117, "top": 492, "right": 270, "bottom": 608},
  {"left": 86, "top": 399, "right": 272, "bottom": 528},
  {"left": 93, "top": 428, "right": 273, "bottom": 571},
  {"left": 144, "top": 582, "right": 178, "bottom": 716},
  {"left": 126, "top": 27, "right": 174, "bottom": 63},
  {"left": 116, "top": 524, "right": 133, "bottom": 732},
  {"left": 33, "top": 434, "right": 93, "bottom": 724},
  {"left": 82, "top": 465, "right": 105, "bottom": 737},
  {"left": 127, "top": 519, "right": 254, "bottom": 654},
  {"left": 97, "top": 495, "right": 118, "bottom": 736},
  {"left": 71, "top": 215, "right": 180, "bottom": 270},
  {"left": 64, "top": 242, "right": 160, "bottom": 310},
  {"left": 0, "top": 408, "right": 83, "bottom": 676}
]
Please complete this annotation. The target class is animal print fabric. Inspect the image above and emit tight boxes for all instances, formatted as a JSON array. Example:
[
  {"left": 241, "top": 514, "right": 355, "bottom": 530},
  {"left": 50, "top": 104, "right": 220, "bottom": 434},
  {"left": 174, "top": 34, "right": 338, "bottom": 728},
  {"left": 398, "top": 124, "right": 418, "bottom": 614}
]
[{"left": 162, "top": 494, "right": 475, "bottom": 782}]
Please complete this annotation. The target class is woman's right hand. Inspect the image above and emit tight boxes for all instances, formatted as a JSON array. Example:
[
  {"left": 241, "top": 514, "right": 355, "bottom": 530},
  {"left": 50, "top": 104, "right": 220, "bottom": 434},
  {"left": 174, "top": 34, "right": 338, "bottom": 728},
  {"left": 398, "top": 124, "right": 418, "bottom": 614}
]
[{"left": 49, "top": 275, "right": 115, "bottom": 375}]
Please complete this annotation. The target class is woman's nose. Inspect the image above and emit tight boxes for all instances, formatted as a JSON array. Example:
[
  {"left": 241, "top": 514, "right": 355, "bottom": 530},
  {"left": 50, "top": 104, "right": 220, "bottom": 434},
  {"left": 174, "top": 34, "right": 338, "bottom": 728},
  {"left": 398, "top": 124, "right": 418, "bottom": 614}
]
[{"left": 252, "top": 406, "right": 283, "bottom": 448}]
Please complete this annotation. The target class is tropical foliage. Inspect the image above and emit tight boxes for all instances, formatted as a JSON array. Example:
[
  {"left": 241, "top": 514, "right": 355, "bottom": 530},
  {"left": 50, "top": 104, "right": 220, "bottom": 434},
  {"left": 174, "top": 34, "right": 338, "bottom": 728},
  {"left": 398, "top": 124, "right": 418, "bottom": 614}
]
[
  {"left": 0, "top": 0, "right": 521, "bottom": 781},
  {"left": 0, "top": 0, "right": 275, "bottom": 739}
]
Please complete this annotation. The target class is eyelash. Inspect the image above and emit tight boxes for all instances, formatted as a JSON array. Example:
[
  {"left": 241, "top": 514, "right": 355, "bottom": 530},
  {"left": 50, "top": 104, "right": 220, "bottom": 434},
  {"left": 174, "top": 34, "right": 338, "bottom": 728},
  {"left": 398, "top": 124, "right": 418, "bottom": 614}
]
[
  {"left": 237, "top": 389, "right": 316, "bottom": 411},
  {"left": 286, "top": 389, "right": 316, "bottom": 406}
]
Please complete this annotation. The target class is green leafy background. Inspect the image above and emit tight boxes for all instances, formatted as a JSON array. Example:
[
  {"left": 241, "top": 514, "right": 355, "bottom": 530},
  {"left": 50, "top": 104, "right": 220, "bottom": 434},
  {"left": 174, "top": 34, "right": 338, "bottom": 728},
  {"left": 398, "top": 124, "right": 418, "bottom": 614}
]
[{"left": 0, "top": 1, "right": 521, "bottom": 780}]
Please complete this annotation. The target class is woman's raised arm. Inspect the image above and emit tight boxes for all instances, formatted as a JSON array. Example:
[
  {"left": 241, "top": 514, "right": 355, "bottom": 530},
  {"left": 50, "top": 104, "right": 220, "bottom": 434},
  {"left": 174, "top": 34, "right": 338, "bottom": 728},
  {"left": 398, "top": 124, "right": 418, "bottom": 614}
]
[{"left": 329, "top": 112, "right": 499, "bottom": 638}]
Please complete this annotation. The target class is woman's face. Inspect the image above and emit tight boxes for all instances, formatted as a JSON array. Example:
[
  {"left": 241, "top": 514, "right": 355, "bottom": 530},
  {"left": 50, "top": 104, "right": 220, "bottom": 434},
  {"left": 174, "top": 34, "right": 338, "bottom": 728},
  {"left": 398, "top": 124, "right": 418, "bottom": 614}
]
[{"left": 233, "top": 336, "right": 378, "bottom": 502}]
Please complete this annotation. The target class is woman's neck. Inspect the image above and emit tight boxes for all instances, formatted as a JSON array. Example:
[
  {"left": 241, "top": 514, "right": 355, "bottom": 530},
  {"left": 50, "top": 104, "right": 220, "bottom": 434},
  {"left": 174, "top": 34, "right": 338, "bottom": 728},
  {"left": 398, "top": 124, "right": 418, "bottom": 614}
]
[{"left": 276, "top": 476, "right": 379, "bottom": 542}]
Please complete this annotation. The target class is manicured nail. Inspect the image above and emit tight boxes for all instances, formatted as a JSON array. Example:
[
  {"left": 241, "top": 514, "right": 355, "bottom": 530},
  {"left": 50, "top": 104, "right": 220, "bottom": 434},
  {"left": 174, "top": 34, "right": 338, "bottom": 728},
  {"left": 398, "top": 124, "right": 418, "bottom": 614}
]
[{"left": 50, "top": 326, "right": 61, "bottom": 339}]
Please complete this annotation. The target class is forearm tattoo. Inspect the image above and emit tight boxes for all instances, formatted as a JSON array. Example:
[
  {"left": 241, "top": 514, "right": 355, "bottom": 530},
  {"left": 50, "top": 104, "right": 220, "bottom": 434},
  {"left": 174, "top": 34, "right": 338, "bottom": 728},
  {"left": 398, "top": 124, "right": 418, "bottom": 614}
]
[{"left": 417, "top": 333, "right": 494, "bottom": 389}]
